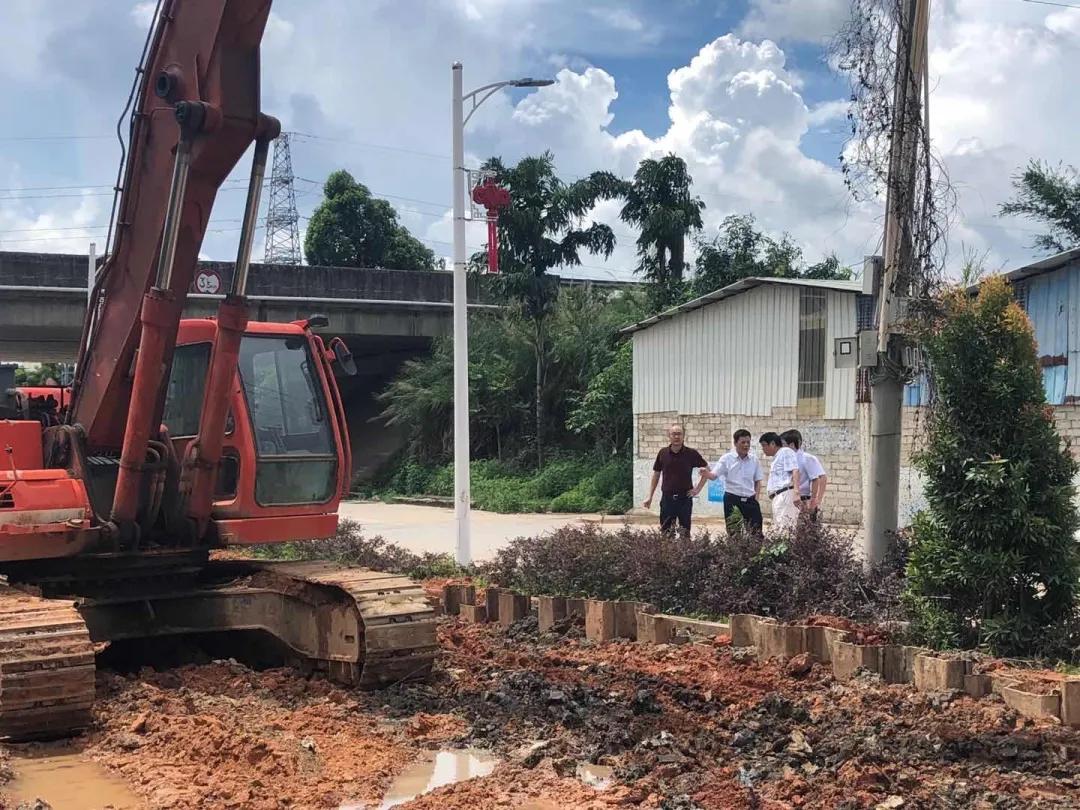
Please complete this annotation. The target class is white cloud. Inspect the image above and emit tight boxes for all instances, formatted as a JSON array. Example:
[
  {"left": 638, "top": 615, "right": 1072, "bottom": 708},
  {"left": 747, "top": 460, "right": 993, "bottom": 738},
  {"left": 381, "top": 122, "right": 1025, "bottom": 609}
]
[
  {"left": 130, "top": 1, "right": 156, "bottom": 29},
  {"left": 739, "top": 0, "right": 851, "bottom": 44},
  {"left": 807, "top": 99, "right": 848, "bottom": 127},
  {"left": 923, "top": 0, "right": 1080, "bottom": 267},
  {"left": 3, "top": 0, "right": 1075, "bottom": 285},
  {"left": 493, "top": 33, "right": 879, "bottom": 273},
  {"left": 588, "top": 8, "right": 645, "bottom": 33}
]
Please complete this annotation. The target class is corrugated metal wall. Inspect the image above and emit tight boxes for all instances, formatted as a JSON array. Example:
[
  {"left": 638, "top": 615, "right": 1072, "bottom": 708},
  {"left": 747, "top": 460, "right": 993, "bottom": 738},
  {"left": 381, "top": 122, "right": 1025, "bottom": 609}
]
[
  {"left": 1017, "top": 266, "right": 1078, "bottom": 405},
  {"left": 632, "top": 284, "right": 857, "bottom": 418}
]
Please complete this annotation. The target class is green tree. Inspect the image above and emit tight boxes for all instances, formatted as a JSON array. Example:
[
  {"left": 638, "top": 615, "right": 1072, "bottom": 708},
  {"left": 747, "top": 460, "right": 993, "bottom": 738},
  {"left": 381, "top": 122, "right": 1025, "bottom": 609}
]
[
  {"left": 304, "top": 170, "right": 440, "bottom": 270},
  {"left": 690, "top": 214, "right": 851, "bottom": 299},
  {"left": 595, "top": 155, "right": 705, "bottom": 310},
  {"left": 905, "top": 277, "right": 1080, "bottom": 656},
  {"left": 13, "top": 363, "right": 66, "bottom": 386},
  {"left": 999, "top": 160, "right": 1080, "bottom": 254},
  {"left": 478, "top": 153, "right": 617, "bottom": 466},
  {"left": 378, "top": 285, "right": 644, "bottom": 468},
  {"left": 803, "top": 254, "right": 853, "bottom": 281},
  {"left": 566, "top": 340, "right": 633, "bottom": 455},
  {"left": 378, "top": 314, "right": 527, "bottom": 462}
]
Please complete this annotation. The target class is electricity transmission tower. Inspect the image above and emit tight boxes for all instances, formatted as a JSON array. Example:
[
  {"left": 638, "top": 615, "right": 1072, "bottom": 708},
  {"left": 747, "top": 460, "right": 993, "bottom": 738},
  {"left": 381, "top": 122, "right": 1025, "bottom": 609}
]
[{"left": 263, "top": 132, "right": 302, "bottom": 265}]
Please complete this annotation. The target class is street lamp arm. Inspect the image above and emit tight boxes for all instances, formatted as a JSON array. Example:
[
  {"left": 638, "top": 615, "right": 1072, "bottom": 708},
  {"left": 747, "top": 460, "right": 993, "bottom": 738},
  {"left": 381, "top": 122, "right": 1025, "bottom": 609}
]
[
  {"left": 461, "top": 80, "right": 517, "bottom": 102},
  {"left": 462, "top": 84, "right": 507, "bottom": 127}
]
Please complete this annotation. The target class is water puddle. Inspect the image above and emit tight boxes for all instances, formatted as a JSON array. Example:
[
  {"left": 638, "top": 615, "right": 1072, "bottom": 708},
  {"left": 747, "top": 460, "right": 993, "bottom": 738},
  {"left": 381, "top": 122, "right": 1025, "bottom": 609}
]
[
  {"left": 576, "top": 763, "right": 615, "bottom": 790},
  {"left": 340, "top": 748, "right": 498, "bottom": 810},
  {"left": 5, "top": 748, "right": 143, "bottom": 809}
]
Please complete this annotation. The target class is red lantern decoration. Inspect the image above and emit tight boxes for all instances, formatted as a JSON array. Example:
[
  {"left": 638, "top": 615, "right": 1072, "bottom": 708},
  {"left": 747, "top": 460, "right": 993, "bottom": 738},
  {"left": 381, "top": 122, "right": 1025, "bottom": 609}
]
[{"left": 470, "top": 178, "right": 511, "bottom": 274}]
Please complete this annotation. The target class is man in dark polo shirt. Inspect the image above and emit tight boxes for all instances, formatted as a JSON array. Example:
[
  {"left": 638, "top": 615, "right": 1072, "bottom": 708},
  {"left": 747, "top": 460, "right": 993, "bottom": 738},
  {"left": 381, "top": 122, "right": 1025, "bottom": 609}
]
[{"left": 642, "top": 423, "right": 710, "bottom": 535}]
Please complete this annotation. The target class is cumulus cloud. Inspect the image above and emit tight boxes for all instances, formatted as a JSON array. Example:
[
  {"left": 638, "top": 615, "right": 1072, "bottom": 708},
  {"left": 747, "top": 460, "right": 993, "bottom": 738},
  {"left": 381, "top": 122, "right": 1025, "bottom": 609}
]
[
  {"left": 739, "top": 0, "right": 851, "bottom": 44},
  {"left": 588, "top": 7, "right": 645, "bottom": 33},
  {"left": 494, "top": 33, "right": 879, "bottom": 274}
]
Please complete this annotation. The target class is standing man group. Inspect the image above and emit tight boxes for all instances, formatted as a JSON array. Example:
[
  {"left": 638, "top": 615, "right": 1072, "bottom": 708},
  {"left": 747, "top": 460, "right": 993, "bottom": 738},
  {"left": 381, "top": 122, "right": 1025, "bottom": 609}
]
[{"left": 645, "top": 424, "right": 828, "bottom": 535}]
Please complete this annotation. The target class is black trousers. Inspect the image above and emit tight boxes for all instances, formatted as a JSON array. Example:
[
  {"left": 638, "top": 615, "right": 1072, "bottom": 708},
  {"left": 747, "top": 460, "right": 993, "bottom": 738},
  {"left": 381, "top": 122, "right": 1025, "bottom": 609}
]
[
  {"left": 723, "top": 492, "right": 763, "bottom": 532},
  {"left": 659, "top": 493, "right": 693, "bottom": 534}
]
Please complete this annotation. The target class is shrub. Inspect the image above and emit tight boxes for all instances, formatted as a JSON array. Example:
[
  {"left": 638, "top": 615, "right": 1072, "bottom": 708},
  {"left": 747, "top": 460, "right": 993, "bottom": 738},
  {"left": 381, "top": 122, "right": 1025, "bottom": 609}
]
[
  {"left": 589, "top": 458, "right": 632, "bottom": 500},
  {"left": 478, "top": 521, "right": 903, "bottom": 623},
  {"left": 549, "top": 489, "right": 604, "bottom": 514},
  {"left": 253, "top": 520, "right": 466, "bottom": 580},
  {"left": 603, "top": 491, "right": 633, "bottom": 515},
  {"left": 906, "top": 278, "right": 1080, "bottom": 657},
  {"left": 374, "top": 453, "right": 632, "bottom": 515},
  {"left": 532, "top": 458, "right": 592, "bottom": 498}
]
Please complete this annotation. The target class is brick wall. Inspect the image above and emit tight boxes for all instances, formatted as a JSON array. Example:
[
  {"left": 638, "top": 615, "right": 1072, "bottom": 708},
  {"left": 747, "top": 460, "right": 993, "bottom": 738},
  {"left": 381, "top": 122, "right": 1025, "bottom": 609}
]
[
  {"left": 635, "top": 402, "right": 1080, "bottom": 530},
  {"left": 634, "top": 408, "right": 863, "bottom": 524}
]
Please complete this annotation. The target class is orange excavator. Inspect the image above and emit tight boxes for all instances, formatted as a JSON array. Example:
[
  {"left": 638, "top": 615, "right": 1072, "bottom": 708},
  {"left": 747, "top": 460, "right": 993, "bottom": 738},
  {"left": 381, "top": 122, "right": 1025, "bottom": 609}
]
[{"left": 0, "top": 0, "right": 436, "bottom": 740}]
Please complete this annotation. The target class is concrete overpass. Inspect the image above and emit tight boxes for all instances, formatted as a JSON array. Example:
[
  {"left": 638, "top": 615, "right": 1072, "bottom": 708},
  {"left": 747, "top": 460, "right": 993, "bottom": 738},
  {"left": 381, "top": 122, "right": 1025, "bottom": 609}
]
[
  {"left": 0, "top": 251, "right": 638, "bottom": 479},
  {"left": 1, "top": 251, "right": 503, "bottom": 480},
  {"left": 0, "top": 251, "right": 498, "bottom": 362}
]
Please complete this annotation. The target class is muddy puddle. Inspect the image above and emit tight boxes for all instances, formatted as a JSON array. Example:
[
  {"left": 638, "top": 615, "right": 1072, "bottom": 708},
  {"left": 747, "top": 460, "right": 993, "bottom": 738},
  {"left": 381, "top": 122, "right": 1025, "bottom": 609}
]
[
  {"left": 340, "top": 748, "right": 498, "bottom": 809},
  {"left": 5, "top": 748, "right": 143, "bottom": 809},
  {"left": 576, "top": 763, "right": 615, "bottom": 790}
]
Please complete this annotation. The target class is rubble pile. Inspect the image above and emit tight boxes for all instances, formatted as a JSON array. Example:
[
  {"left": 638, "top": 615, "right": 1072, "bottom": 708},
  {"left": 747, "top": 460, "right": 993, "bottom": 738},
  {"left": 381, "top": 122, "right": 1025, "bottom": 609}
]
[{"left": 2, "top": 613, "right": 1078, "bottom": 808}]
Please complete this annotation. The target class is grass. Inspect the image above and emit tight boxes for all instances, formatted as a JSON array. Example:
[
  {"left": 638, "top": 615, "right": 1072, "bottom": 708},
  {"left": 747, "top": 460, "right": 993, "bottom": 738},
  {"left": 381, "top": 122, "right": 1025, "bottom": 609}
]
[{"left": 362, "top": 455, "right": 633, "bottom": 515}]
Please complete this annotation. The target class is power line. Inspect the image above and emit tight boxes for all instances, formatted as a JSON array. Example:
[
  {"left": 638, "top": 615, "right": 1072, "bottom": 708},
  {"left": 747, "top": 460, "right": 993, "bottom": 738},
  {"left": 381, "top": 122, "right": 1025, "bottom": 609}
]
[
  {"left": 0, "top": 181, "right": 270, "bottom": 203},
  {"left": 289, "top": 132, "right": 449, "bottom": 161},
  {"left": 0, "top": 178, "right": 257, "bottom": 194},
  {"left": 0, "top": 218, "right": 244, "bottom": 236},
  {"left": 0, "top": 223, "right": 259, "bottom": 246},
  {"left": 1022, "top": 0, "right": 1080, "bottom": 9},
  {"left": 0, "top": 135, "right": 112, "bottom": 142}
]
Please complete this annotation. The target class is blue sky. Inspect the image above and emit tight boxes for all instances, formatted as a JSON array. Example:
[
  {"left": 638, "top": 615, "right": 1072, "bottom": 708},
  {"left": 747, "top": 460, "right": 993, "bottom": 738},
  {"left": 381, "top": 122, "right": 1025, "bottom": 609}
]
[{"left": 1, "top": 0, "right": 1076, "bottom": 278}]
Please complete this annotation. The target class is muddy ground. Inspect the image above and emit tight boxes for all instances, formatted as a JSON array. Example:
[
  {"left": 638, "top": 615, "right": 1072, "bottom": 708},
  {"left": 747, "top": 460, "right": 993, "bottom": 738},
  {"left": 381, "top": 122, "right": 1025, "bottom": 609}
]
[{"left": 3, "top": 613, "right": 1080, "bottom": 809}]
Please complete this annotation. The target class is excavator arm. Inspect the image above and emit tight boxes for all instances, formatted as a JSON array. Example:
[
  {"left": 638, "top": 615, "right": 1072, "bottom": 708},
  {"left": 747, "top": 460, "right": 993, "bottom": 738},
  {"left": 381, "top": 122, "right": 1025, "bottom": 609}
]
[{"left": 69, "top": 0, "right": 277, "bottom": 540}]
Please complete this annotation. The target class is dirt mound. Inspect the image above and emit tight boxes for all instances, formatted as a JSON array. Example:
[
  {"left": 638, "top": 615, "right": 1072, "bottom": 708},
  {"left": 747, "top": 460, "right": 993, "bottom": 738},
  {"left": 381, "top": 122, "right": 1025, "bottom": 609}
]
[{"left": 4, "top": 616, "right": 1079, "bottom": 809}]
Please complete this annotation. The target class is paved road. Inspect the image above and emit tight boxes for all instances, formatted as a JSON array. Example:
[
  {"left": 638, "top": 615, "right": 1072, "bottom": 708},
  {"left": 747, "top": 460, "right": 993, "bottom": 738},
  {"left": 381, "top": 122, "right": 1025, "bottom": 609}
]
[{"left": 335, "top": 502, "right": 730, "bottom": 561}]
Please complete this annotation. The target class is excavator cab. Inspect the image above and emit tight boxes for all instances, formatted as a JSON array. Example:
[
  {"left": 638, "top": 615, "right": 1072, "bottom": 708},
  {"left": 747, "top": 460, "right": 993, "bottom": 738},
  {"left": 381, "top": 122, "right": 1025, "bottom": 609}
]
[{"left": 165, "top": 318, "right": 352, "bottom": 546}]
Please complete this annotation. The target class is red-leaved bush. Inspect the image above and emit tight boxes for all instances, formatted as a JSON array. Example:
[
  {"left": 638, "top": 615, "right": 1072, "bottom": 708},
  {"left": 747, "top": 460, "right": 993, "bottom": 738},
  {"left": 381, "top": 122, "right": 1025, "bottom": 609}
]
[{"left": 477, "top": 521, "right": 906, "bottom": 624}]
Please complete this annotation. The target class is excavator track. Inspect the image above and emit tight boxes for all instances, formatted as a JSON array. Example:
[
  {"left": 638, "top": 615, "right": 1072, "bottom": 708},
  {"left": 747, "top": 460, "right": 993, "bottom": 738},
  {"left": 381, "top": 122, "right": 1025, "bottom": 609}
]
[
  {"left": 241, "top": 560, "right": 439, "bottom": 688},
  {"left": 0, "top": 561, "right": 437, "bottom": 740},
  {"left": 0, "top": 585, "right": 96, "bottom": 740}
]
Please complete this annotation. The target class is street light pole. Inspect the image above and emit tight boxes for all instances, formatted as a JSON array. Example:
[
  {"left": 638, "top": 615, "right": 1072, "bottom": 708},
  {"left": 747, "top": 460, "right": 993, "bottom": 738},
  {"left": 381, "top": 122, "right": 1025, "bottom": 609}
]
[
  {"left": 451, "top": 62, "right": 471, "bottom": 566},
  {"left": 450, "top": 64, "right": 554, "bottom": 566}
]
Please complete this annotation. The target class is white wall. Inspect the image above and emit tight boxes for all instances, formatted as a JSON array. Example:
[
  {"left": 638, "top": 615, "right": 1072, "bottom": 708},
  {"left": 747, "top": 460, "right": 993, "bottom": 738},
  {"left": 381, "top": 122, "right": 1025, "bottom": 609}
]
[{"left": 631, "top": 283, "right": 858, "bottom": 421}]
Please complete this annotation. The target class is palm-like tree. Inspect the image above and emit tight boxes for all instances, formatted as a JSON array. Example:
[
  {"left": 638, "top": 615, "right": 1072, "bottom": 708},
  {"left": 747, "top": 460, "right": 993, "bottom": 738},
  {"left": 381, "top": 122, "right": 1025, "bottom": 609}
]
[
  {"left": 478, "top": 152, "right": 616, "bottom": 467},
  {"left": 596, "top": 155, "right": 705, "bottom": 309}
]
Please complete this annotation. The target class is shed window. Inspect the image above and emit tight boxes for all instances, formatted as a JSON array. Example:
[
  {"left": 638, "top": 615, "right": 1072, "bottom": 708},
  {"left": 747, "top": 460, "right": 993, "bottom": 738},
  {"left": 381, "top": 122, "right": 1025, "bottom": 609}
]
[{"left": 798, "top": 289, "right": 827, "bottom": 418}]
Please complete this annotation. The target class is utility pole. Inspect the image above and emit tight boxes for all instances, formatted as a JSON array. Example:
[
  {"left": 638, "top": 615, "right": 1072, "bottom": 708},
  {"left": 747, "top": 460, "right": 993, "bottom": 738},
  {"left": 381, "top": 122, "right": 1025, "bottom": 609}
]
[
  {"left": 451, "top": 62, "right": 472, "bottom": 566},
  {"left": 863, "top": 0, "right": 931, "bottom": 565}
]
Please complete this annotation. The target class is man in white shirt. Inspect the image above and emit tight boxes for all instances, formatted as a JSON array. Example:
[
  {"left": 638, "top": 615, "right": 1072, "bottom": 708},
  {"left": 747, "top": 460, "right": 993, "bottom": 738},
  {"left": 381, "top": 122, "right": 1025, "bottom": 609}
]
[
  {"left": 694, "top": 429, "right": 763, "bottom": 533},
  {"left": 759, "top": 432, "right": 801, "bottom": 530},
  {"left": 781, "top": 429, "right": 828, "bottom": 519}
]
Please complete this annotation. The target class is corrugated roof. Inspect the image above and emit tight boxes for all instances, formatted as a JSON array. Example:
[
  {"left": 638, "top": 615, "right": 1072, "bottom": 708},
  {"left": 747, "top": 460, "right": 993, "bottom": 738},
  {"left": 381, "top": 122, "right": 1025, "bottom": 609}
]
[
  {"left": 618, "top": 276, "right": 863, "bottom": 336},
  {"left": 967, "top": 247, "right": 1080, "bottom": 294}
]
